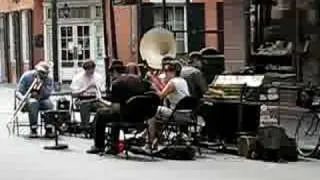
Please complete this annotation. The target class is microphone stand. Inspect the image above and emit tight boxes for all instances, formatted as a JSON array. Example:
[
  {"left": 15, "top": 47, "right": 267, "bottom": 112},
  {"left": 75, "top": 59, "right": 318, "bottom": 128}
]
[{"left": 43, "top": 110, "right": 69, "bottom": 150}]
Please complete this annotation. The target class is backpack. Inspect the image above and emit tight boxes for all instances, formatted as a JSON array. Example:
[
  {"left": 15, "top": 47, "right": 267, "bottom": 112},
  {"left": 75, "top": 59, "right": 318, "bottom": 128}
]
[
  {"left": 155, "top": 145, "right": 196, "bottom": 160},
  {"left": 238, "top": 126, "right": 298, "bottom": 162},
  {"left": 254, "top": 126, "right": 298, "bottom": 162}
]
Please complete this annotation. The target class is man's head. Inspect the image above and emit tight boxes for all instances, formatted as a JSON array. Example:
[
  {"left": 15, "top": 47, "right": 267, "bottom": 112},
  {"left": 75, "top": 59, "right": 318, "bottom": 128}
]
[
  {"left": 188, "top": 52, "right": 204, "bottom": 70},
  {"left": 162, "top": 60, "right": 182, "bottom": 80},
  {"left": 126, "top": 62, "right": 141, "bottom": 77},
  {"left": 35, "top": 61, "right": 50, "bottom": 79},
  {"left": 82, "top": 60, "right": 96, "bottom": 76},
  {"left": 110, "top": 60, "right": 125, "bottom": 79},
  {"left": 161, "top": 56, "right": 175, "bottom": 67}
]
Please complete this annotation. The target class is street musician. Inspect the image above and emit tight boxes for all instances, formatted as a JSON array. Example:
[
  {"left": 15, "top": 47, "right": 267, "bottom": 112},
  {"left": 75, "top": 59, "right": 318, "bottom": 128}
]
[
  {"left": 70, "top": 60, "right": 105, "bottom": 129},
  {"left": 87, "top": 62, "right": 151, "bottom": 154},
  {"left": 16, "top": 61, "right": 54, "bottom": 138},
  {"left": 145, "top": 60, "right": 190, "bottom": 150}
]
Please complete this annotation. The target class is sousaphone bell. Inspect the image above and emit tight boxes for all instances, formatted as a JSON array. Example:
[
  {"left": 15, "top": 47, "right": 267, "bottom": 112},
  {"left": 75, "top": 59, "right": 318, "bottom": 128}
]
[{"left": 139, "top": 27, "right": 177, "bottom": 70}]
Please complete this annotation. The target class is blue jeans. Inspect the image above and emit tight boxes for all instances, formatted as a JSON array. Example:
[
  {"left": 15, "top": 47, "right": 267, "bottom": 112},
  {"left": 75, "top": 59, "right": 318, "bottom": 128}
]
[{"left": 27, "top": 98, "right": 53, "bottom": 129}]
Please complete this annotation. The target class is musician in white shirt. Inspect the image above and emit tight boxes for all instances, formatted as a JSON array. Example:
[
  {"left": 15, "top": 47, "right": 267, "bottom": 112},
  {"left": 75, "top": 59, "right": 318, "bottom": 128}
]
[
  {"left": 146, "top": 60, "right": 190, "bottom": 150},
  {"left": 70, "top": 60, "right": 105, "bottom": 128}
]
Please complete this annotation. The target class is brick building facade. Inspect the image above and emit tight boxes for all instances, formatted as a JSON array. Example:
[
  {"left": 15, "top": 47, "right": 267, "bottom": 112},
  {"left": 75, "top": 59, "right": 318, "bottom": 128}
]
[{"left": 0, "top": 0, "right": 224, "bottom": 83}]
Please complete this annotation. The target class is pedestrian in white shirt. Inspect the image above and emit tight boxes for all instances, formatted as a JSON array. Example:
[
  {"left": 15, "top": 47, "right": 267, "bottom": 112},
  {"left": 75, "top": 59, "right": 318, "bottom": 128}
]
[{"left": 70, "top": 60, "right": 105, "bottom": 128}]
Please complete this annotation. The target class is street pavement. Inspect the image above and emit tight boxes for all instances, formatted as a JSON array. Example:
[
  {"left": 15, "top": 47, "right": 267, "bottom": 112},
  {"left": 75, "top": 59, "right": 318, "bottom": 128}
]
[{"left": 0, "top": 84, "right": 320, "bottom": 180}]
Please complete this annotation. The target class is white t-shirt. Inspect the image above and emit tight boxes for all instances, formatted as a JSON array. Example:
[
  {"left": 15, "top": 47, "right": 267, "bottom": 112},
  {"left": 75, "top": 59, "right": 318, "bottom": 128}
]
[
  {"left": 70, "top": 70, "right": 105, "bottom": 94},
  {"left": 166, "top": 77, "right": 190, "bottom": 109}
]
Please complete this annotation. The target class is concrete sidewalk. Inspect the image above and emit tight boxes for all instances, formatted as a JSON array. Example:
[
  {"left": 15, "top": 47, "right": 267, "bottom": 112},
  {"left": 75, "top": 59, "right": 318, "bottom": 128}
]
[{"left": 1, "top": 84, "right": 320, "bottom": 180}]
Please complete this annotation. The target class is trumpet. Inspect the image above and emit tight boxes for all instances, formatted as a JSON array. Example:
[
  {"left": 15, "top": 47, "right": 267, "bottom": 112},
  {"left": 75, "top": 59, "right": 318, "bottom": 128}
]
[{"left": 7, "top": 75, "right": 43, "bottom": 136}]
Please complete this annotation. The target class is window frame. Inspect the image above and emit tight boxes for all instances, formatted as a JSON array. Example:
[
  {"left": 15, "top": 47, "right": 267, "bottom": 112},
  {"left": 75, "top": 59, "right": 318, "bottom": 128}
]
[{"left": 152, "top": 3, "right": 188, "bottom": 54}]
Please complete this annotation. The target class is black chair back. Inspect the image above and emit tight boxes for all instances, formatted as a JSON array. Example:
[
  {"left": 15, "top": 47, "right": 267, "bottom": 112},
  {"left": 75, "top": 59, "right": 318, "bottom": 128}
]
[
  {"left": 168, "top": 96, "right": 199, "bottom": 124},
  {"left": 174, "top": 96, "right": 199, "bottom": 111},
  {"left": 122, "top": 95, "right": 160, "bottom": 123}
]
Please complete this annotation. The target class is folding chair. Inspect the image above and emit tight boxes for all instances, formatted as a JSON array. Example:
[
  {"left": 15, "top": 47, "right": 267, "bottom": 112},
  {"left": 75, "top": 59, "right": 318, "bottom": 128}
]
[
  {"left": 160, "top": 96, "right": 202, "bottom": 155},
  {"left": 13, "top": 90, "right": 46, "bottom": 136},
  {"left": 106, "top": 94, "right": 161, "bottom": 159},
  {"left": 68, "top": 95, "right": 97, "bottom": 137}
]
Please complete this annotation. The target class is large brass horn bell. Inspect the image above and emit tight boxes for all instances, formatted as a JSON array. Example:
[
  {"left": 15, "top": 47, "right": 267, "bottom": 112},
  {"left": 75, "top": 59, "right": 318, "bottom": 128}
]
[{"left": 139, "top": 27, "right": 177, "bottom": 70}]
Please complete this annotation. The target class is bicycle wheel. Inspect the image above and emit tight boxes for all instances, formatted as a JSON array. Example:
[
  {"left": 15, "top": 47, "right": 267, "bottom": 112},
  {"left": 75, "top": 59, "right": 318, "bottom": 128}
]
[{"left": 295, "top": 111, "right": 320, "bottom": 157}]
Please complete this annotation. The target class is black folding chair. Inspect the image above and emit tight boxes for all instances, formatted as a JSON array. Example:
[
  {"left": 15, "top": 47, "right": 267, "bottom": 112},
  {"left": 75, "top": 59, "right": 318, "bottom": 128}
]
[
  {"left": 160, "top": 96, "right": 202, "bottom": 155},
  {"left": 106, "top": 94, "right": 161, "bottom": 159},
  {"left": 13, "top": 90, "right": 46, "bottom": 136}
]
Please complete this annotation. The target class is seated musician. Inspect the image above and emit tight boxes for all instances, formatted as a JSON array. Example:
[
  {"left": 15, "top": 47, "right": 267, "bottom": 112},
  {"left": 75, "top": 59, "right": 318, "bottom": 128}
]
[
  {"left": 146, "top": 60, "right": 190, "bottom": 150},
  {"left": 87, "top": 62, "right": 150, "bottom": 154},
  {"left": 181, "top": 52, "right": 208, "bottom": 100},
  {"left": 16, "top": 61, "right": 54, "bottom": 138},
  {"left": 70, "top": 60, "right": 105, "bottom": 129}
]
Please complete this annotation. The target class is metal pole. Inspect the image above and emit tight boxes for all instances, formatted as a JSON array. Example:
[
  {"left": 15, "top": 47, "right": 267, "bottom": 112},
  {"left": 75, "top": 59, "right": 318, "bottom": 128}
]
[
  {"left": 137, "top": 0, "right": 142, "bottom": 63},
  {"left": 295, "top": 0, "right": 302, "bottom": 82},
  {"left": 102, "top": 0, "right": 110, "bottom": 91},
  {"left": 186, "top": 0, "right": 191, "bottom": 52},
  {"left": 52, "top": 0, "right": 59, "bottom": 83},
  {"left": 109, "top": 0, "right": 118, "bottom": 59},
  {"left": 243, "top": 0, "right": 251, "bottom": 65},
  {"left": 162, "top": 0, "right": 167, "bottom": 28}
]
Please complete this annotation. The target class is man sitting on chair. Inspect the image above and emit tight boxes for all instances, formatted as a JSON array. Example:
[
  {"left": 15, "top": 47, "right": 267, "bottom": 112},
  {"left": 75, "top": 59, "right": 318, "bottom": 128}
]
[
  {"left": 16, "top": 61, "right": 54, "bottom": 138},
  {"left": 70, "top": 60, "right": 105, "bottom": 129},
  {"left": 86, "top": 62, "right": 149, "bottom": 154}
]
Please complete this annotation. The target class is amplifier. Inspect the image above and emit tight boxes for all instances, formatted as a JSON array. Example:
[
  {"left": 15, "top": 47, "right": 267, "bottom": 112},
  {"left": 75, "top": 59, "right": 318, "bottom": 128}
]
[
  {"left": 41, "top": 110, "right": 71, "bottom": 125},
  {"left": 56, "top": 98, "right": 70, "bottom": 110}
]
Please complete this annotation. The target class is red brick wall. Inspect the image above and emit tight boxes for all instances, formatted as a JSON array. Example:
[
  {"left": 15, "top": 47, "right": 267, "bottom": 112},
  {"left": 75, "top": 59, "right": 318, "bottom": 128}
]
[
  {"left": 111, "top": 5, "right": 134, "bottom": 64},
  {"left": 194, "top": 0, "right": 222, "bottom": 50},
  {"left": 112, "top": 0, "right": 222, "bottom": 64},
  {"left": 32, "top": 0, "right": 44, "bottom": 66}
]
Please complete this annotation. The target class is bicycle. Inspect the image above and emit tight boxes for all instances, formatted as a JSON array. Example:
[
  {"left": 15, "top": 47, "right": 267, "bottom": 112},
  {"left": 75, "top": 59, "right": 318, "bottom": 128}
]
[{"left": 295, "top": 85, "right": 320, "bottom": 157}]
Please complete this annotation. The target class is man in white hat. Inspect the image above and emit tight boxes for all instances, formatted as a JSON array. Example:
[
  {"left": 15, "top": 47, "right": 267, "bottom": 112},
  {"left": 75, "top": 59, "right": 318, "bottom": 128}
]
[{"left": 16, "top": 61, "right": 54, "bottom": 138}]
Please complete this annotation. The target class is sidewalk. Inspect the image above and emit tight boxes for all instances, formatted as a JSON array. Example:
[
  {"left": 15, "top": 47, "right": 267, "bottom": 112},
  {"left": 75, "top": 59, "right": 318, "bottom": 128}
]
[{"left": 0, "top": 84, "right": 320, "bottom": 180}]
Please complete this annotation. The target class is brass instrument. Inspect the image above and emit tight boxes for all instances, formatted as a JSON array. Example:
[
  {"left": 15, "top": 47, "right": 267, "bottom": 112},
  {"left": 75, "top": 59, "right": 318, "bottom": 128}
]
[
  {"left": 139, "top": 27, "right": 177, "bottom": 70},
  {"left": 139, "top": 27, "right": 178, "bottom": 91},
  {"left": 7, "top": 74, "right": 43, "bottom": 136}
]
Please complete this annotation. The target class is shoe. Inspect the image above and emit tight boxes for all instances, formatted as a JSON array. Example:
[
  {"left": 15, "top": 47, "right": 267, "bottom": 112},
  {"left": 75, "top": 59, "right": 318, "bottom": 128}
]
[
  {"left": 86, "top": 146, "right": 104, "bottom": 154},
  {"left": 28, "top": 128, "right": 38, "bottom": 138}
]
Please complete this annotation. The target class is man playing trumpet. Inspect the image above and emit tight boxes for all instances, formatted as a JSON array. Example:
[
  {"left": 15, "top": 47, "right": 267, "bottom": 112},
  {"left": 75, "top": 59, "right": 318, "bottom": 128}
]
[
  {"left": 70, "top": 60, "right": 105, "bottom": 129},
  {"left": 16, "top": 61, "right": 54, "bottom": 138}
]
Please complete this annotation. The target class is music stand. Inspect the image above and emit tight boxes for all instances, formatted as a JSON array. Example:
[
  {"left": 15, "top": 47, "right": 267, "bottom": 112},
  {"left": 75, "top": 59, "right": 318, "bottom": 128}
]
[{"left": 44, "top": 110, "right": 69, "bottom": 150}]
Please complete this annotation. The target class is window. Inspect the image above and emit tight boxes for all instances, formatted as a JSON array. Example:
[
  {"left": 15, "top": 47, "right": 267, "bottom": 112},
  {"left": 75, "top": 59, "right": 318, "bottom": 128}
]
[
  {"left": 95, "top": 23, "right": 104, "bottom": 59},
  {"left": 59, "top": 7, "right": 91, "bottom": 19},
  {"left": 153, "top": 6, "right": 186, "bottom": 54},
  {"left": 96, "top": 6, "right": 102, "bottom": 17},
  {"left": 60, "top": 25, "right": 91, "bottom": 66},
  {"left": 77, "top": 26, "right": 90, "bottom": 60},
  {"left": 60, "top": 26, "right": 73, "bottom": 63},
  {"left": 47, "top": 8, "right": 52, "bottom": 19}
]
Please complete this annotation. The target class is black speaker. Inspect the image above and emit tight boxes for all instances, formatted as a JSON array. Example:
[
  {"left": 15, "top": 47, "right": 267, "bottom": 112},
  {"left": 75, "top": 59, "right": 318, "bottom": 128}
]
[
  {"left": 56, "top": 98, "right": 70, "bottom": 110},
  {"left": 202, "top": 101, "right": 260, "bottom": 143}
]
